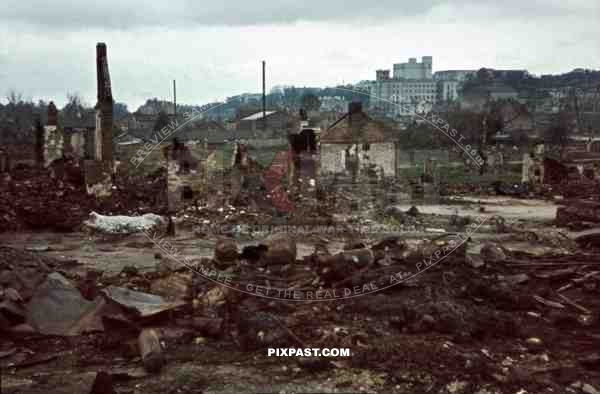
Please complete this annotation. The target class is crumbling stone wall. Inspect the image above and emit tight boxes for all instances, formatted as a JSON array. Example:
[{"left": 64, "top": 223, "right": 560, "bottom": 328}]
[
  {"left": 84, "top": 160, "right": 113, "bottom": 197},
  {"left": 320, "top": 144, "right": 345, "bottom": 174},
  {"left": 362, "top": 142, "right": 395, "bottom": 176},
  {"left": 71, "top": 131, "right": 86, "bottom": 158},
  {"left": 43, "top": 126, "right": 64, "bottom": 167},
  {"left": 43, "top": 102, "right": 64, "bottom": 167},
  {"left": 163, "top": 142, "right": 208, "bottom": 211},
  {"left": 116, "top": 142, "right": 165, "bottom": 174},
  {"left": 319, "top": 142, "right": 395, "bottom": 176}
]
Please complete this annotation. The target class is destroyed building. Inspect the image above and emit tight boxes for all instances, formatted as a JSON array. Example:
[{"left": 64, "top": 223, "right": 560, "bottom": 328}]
[
  {"left": 62, "top": 111, "right": 96, "bottom": 159},
  {"left": 320, "top": 102, "right": 398, "bottom": 178},
  {"left": 41, "top": 102, "right": 65, "bottom": 167},
  {"left": 162, "top": 138, "right": 209, "bottom": 212},
  {"left": 236, "top": 110, "right": 300, "bottom": 138}
]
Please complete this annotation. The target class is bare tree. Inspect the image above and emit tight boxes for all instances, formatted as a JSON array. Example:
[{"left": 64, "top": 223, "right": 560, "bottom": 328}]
[
  {"left": 6, "top": 89, "right": 23, "bottom": 105},
  {"left": 62, "top": 92, "right": 87, "bottom": 119}
]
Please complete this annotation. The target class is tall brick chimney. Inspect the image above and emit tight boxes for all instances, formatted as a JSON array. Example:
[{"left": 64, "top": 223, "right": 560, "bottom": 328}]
[
  {"left": 95, "top": 43, "right": 113, "bottom": 162},
  {"left": 47, "top": 102, "right": 58, "bottom": 126}
]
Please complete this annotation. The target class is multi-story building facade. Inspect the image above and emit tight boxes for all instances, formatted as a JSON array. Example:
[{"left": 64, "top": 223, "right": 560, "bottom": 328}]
[
  {"left": 433, "top": 70, "right": 477, "bottom": 103},
  {"left": 433, "top": 70, "right": 476, "bottom": 82},
  {"left": 437, "top": 80, "right": 460, "bottom": 102},
  {"left": 393, "top": 57, "right": 432, "bottom": 79},
  {"left": 370, "top": 57, "right": 436, "bottom": 117}
]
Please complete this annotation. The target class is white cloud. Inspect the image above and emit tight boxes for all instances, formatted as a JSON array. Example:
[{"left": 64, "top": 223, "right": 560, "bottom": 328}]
[{"left": 0, "top": 1, "right": 598, "bottom": 108}]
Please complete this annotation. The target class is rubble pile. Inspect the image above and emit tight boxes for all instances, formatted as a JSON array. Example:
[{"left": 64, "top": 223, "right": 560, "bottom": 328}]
[
  {"left": 0, "top": 162, "right": 96, "bottom": 232},
  {"left": 0, "top": 163, "right": 167, "bottom": 233},
  {"left": 557, "top": 200, "right": 600, "bottom": 228},
  {"left": 1, "top": 213, "right": 600, "bottom": 393},
  {"left": 2, "top": 152, "right": 600, "bottom": 392},
  {"left": 0, "top": 246, "right": 62, "bottom": 334}
]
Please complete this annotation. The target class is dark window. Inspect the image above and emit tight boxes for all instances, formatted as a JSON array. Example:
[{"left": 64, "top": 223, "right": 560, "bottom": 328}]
[
  {"left": 182, "top": 161, "right": 190, "bottom": 174},
  {"left": 182, "top": 186, "right": 194, "bottom": 200}
]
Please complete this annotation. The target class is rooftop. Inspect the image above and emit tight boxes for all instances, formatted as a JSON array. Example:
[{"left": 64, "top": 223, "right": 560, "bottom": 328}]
[{"left": 240, "top": 111, "right": 277, "bottom": 121}]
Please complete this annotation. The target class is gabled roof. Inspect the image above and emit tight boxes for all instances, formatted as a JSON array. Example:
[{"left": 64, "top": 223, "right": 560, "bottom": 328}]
[
  {"left": 240, "top": 111, "right": 277, "bottom": 121},
  {"left": 62, "top": 110, "right": 96, "bottom": 130},
  {"left": 321, "top": 108, "right": 390, "bottom": 143}
]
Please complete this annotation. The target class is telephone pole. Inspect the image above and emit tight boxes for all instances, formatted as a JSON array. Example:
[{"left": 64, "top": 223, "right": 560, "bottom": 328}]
[
  {"left": 173, "top": 79, "right": 177, "bottom": 119},
  {"left": 262, "top": 60, "right": 266, "bottom": 131}
]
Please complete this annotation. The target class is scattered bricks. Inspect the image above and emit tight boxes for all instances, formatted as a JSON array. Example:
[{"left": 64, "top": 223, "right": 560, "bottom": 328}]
[
  {"left": 0, "top": 300, "right": 26, "bottom": 325},
  {"left": 556, "top": 200, "right": 600, "bottom": 227},
  {"left": 138, "top": 328, "right": 165, "bottom": 373},
  {"left": 90, "top": 371, "right": 117, "bottom": 394},
  {"left": 0, "top": 269, "right": 17, "bottom": 286},
  {"left": 214, "top": 238, "right": 239, "bottom": 267},
  {"left": 334, "top": 248, "right": 374, "bottom": 267},
  {"left": 407, "top": 206, "right": 420, "bottom": 216},
  {"left": 4, "top": 288, "right": 23, "bottom": 303},
  {"left": 192, "top": 317, "right": 224, "bottom": 338},
  {"left": 321, "top": 248, "right": 374, "bottom": 271},
  {"left": 6, "top": 323, "right": 36, "bottom": 337},
  {"left": 262, "top": 233, "right": 297, "bottom": 265},
  {"left": 480, "top": 243, "right": 507, "bottom": 264}
]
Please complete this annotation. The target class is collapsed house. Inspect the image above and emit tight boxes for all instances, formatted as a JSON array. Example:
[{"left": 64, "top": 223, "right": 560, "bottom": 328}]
[
  {"left": 42, "top": 102, "right": 65, "bottom": 167},
  {"left": 162, "top": 139, "right": 209, "bottom": 212},
  {"left": 522, "top": 140, "right": 600, "bottom": 186},
  {"left": 319, "top": 102, "right": 398, "bottom": 178}
]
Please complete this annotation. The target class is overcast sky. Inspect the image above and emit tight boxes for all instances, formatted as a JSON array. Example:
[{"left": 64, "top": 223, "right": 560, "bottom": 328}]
[{"left": 0, "top": 0, "right": 598, "bottom": 109}]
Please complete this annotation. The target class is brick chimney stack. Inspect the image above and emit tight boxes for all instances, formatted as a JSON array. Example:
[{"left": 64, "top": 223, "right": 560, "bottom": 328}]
[
  {"left": 47, "top": 102, "right": 58, "bottom": 126},
  {"left": 95, "top": 42, "right": 113, "bottom": 162}
]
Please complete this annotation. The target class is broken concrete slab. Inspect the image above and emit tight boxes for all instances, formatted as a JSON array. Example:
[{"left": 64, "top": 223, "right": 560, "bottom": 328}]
[
  {"left": 101, "top": 285, "right": 186, "bottom": 319},
  {"left": 26, "top": 272, "right": 104, "bottom": 336}
]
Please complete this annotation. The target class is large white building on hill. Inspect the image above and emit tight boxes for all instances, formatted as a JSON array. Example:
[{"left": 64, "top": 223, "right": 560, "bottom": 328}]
[{"left": 370, "top": 56, "right": 436, "bottom": 117}]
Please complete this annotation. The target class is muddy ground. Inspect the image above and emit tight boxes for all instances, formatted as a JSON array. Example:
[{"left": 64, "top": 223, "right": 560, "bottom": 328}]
[{"left": 2, "top": 190, "right": 600, "bottom": 394}]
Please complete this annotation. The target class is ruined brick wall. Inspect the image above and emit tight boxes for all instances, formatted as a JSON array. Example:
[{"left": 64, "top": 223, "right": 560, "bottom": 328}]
[
  {"left": 116, "top": 142, "right": 165, "bottom": 174},
  {"left": 319, "top": 142, "right": 395, "bottom": 176},
  {"left": 164, "top": 143, "right": 208, "bottom": 211},
  {"left": 43, "top": 126, "right": 64, "bottom": 167},
  {"left": 320, "top": 144, "right": 345, "bottom": 174},
  {"left": 84, "top": 160, "right": 113, "bottom": 197},
  {"left": 69, "top": 131, "right": 85, "bottom": 158},
  {"left": 365, "top": 142, "right": 395, "bottom": 176}
]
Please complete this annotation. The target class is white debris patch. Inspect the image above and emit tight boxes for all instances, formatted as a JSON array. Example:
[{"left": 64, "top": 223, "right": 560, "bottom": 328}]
[{"left": 84, "top": 211, "right": 166, "bottom": 234}]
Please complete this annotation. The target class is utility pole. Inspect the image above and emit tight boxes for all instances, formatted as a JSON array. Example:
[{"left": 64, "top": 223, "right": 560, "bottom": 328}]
[
  {"left": 173, "top": 79, "right": 177, "bottom": 119},
  {"left": 262, "top": 60, "right": 266, "bottom": 132}
]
